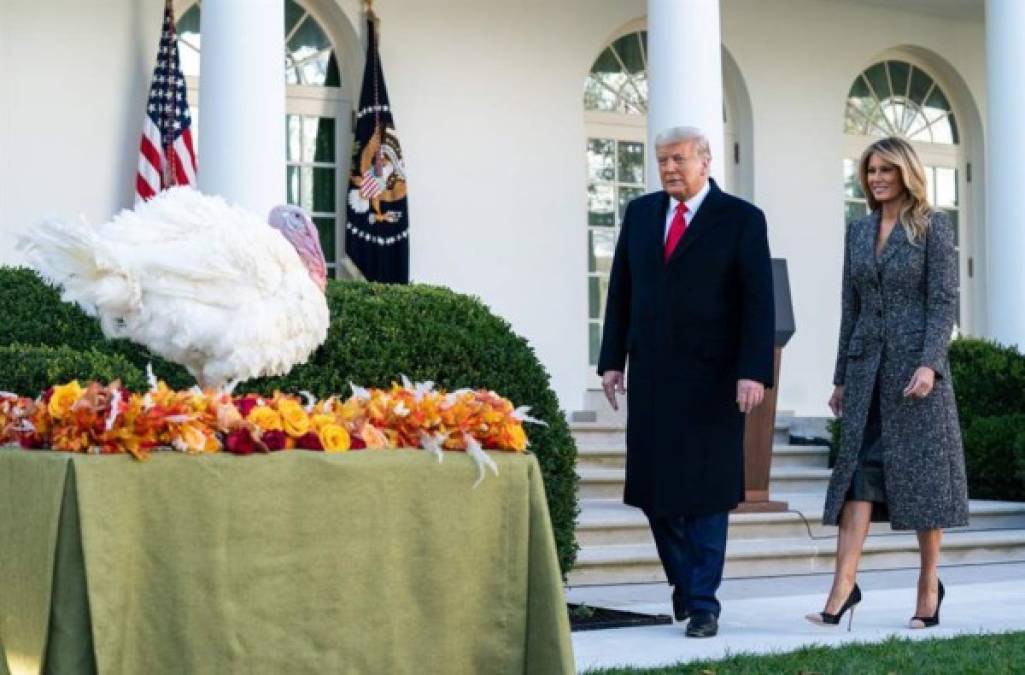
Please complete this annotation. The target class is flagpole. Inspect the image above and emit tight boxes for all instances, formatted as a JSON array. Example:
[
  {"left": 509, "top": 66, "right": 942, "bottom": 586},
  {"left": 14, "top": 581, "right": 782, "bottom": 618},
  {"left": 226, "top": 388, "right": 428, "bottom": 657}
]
[
  {"left": 364, "top": 0, "right": 385, "bottom": 173},
  {"left": 162, "top": 0, "right": 179, "bottom": 187}
]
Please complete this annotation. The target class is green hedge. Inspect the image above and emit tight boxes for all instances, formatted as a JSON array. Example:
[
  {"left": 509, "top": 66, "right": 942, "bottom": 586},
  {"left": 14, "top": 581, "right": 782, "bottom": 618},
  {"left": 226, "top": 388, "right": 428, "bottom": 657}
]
[
  {"left": 827, "top": 417, "right": 841, "bottom": 468},
  {"left": 948, "top": 338, "right": 1025, "bottom": 425},
  {"left": 0, "top": 267, "right": 580, "bottom": 574},
  {"left": 0, "top": 343, "right": 147, "bottom": 395},
  {"left": 1017, "top": 434, "right": 1025, "bottom": 493},
  {"left": 961, "top": 414, "right": 1025, "bottom": 501},
  {"left": 951, "top": 339, "right": 1025, "bottom": 501},
  {"left": 0, "top": 267, "right": 192, "bottom": 388}
]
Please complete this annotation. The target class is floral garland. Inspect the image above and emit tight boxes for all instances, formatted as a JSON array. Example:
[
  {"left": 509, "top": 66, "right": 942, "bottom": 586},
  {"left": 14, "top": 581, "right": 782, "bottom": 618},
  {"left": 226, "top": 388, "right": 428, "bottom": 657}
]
[{"left": 0, "top": 376, "right": 542, "bottom": 485}]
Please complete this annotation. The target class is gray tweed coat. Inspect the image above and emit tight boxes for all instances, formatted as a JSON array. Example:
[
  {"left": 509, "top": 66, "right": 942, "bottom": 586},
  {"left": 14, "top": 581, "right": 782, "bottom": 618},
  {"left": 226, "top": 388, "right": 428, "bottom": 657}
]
[{"left": 823, "top": 210, "right": 969, "bottom": 531}]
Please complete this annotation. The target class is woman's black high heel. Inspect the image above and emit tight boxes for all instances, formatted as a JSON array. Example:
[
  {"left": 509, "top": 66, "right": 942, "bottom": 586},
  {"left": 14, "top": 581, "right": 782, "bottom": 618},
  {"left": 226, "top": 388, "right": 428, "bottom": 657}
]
[
  {"left": 909, "top": 579, "right": 944, "bottom": 629},
  {"left": 805, "top": 583, "right": 862, "bottom": 631}
]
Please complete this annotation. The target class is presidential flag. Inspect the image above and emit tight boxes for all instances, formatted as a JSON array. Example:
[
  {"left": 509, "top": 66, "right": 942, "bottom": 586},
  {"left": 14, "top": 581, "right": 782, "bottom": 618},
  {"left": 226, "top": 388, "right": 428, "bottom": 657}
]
[
  {"left": 136, "top": 0, "right": 197, "bottom": 202},
  {"left": 345, "top": 12, "right": 409, "bottom": 283}
]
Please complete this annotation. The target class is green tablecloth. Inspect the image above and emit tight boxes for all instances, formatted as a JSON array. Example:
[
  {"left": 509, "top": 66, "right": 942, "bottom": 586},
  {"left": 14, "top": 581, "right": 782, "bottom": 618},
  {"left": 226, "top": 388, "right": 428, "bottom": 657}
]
[{"left": 0, "top": 448, "right": 573, "bottom": 675}]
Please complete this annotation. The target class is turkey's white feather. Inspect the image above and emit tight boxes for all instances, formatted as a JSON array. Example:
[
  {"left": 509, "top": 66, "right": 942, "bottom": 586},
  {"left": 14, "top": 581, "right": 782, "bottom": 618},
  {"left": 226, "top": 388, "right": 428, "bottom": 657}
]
[{"left": 19, "top": 187, "right": 330, "bottom": 387}]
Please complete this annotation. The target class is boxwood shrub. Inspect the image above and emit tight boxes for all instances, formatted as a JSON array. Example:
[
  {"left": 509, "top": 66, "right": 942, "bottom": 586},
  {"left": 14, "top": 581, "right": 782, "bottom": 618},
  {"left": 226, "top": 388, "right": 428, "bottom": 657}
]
[
  {"left": 0, "top": 267, "right": 580, "bottom": 574},
  {"left": 0, "top": 343, "right": 146, "bottom": 396}
]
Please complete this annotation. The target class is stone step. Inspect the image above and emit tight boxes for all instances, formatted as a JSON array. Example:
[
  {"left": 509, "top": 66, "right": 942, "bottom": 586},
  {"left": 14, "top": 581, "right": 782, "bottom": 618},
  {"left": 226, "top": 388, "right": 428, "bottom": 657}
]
[
  {"left": 569, "top": 422, "right": 629, "bottom": 447},
  {"left": 575, "top": 443, "right": 830, "bottom": 471},
  {"left": 576, "top": 499, "right": 811, "bottom": 546},
  {"left": 574, "top": 498, "right": 1025, "bottom": 548},
  {"left": 576, "top": 466, "right": 833, "bottom": 499},
  {"left": 567, "top": 526, "right": 1025, "bottom": 585},
  {"left": 571, "top": 414, "right": 798, "bottom": 447},
  {"left": 771, "top": 444, "right": 831, "bottom": 469}
]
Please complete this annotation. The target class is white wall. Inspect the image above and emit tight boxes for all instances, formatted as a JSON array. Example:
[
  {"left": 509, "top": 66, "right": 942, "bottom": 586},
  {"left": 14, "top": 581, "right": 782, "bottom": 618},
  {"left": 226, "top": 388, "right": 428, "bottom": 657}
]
[
  {"left": 0, "top": 0, "right": 163, "bottom": 257},
  {"left": 0, "top": 0, "right": 989, "bottom": 417}
]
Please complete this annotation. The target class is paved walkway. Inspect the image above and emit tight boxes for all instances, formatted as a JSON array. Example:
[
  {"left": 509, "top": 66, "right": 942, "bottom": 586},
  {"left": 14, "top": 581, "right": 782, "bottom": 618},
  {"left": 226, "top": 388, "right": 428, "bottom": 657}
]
[{"left": 570, "top": 562, "right": 1025, "bottom": 672}]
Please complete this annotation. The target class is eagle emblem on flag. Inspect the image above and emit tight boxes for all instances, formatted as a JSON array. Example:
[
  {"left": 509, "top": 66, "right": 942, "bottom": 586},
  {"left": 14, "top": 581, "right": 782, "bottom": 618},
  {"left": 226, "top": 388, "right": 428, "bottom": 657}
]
[{"left": 348, "top": 126, "right": 407, "bottom": 225}]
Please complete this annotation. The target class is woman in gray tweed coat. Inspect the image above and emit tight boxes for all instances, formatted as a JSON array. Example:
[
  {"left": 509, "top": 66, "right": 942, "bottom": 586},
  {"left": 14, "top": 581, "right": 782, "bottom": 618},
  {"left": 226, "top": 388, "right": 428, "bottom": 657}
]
[{"left": 806, "top": 137, "right": 969, "bottom": 631}]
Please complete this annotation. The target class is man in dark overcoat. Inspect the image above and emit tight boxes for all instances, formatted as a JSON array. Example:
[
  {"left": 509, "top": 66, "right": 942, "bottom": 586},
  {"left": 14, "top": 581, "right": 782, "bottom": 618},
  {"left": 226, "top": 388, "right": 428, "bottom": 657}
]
[{"left": 597, "top": 126, "right": 774, "bottom": 638}]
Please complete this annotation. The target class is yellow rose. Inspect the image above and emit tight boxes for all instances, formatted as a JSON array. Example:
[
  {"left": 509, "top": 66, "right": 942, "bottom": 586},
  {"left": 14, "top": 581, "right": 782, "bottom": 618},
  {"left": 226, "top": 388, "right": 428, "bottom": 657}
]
[
  {"left": 310, "top": 413, "right": 336, "bottom": 433},
  {"left": 278, "top": 400, "right": 310, "bottom": 438},
  {"left": 319, "top": 424, "right": 350, "bottom": 452},
  {"left": 247, "top": 406, "right": 283, "bottom": 432},
  {"left": 48, "top": 381, "right": 83, "bottom": 419}
]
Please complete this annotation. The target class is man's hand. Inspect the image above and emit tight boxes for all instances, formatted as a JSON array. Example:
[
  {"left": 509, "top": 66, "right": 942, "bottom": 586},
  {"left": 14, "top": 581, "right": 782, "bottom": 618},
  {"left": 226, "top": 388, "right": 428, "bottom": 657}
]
[
  {"left": 736, "top": 379, "right": 764, "bottom": 414},
  {"left": 602, "top": 370, "right": 626, "bottom": 411}
]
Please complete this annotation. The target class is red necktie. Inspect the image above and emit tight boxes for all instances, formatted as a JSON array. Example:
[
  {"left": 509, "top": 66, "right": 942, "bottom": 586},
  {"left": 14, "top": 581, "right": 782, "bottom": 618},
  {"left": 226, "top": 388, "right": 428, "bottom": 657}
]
[{"left": 664, "top": 202, "right": 688, "bottom": 261}]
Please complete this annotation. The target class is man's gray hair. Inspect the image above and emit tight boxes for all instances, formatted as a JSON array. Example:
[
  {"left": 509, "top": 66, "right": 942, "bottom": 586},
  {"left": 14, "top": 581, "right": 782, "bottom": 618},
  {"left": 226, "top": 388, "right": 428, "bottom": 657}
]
[{"left": 654, "top": 126, "right": 711, "bottom": 159}]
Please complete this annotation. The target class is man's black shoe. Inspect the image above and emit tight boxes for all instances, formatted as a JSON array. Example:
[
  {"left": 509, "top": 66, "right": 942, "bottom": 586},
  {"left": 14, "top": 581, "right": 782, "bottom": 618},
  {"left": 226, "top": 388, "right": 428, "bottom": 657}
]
[
  {"left": 685, "top": 611, "right": 718, "bottom": 638},
  {"left": 671, "top": 588, "right": 688, "bottom": 622}
]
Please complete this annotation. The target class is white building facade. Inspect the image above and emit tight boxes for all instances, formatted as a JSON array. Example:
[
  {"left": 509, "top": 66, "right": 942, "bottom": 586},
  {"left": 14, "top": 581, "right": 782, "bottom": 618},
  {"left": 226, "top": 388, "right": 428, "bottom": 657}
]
[{"left": 1, "top": 0, "right": 1021, "bottom": 419}]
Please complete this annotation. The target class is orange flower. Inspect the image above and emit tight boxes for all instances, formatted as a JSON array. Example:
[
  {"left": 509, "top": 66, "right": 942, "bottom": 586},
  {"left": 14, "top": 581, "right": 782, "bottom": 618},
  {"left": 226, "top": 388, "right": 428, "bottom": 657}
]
[{"left": 359, "top": 422, "right": 390, "bottom": 449}]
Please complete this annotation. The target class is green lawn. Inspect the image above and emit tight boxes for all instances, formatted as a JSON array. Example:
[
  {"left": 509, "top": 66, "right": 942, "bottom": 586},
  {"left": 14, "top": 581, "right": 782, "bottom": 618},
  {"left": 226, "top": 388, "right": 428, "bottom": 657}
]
[{"left": 582, "top": 631, "right": 1025, "bottom": 674}]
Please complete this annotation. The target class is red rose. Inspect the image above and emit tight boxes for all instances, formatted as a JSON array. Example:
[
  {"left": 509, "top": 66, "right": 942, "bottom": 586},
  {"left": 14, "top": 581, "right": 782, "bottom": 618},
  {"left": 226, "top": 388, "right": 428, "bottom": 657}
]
[
  {"left": 19, "top": 433, "right": 45, "bottom": 449},
  {"left": 225, "top": 428, "right": 256, "bottom": 455},
  {"left": 41, "top": 387, "right": 54, "bottom": 405},
  {"left": 235, "top": 395, "right": 260, "bottom": 418},
  {"left": 262, "top": 429, "right": 287, "bottom": 451},
  {"left": 297, "top": 432, "right": 323, "bottom": 451},
  {"left": 350, "top": 436, "right": 366, "bottom": 450}
]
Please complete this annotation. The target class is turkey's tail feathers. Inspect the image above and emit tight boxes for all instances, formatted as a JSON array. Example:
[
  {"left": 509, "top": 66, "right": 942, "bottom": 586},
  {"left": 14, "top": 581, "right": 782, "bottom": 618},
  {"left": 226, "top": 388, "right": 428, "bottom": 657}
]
[{"left": 18, "top": 216, "right": 141, "bottom": 324}]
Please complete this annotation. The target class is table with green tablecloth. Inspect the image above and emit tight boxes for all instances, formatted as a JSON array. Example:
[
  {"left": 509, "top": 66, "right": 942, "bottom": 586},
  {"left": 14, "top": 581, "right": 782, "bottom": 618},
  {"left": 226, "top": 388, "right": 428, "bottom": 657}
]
[{"left": 0, "top": 448, "right": 573, "bottom": 675}]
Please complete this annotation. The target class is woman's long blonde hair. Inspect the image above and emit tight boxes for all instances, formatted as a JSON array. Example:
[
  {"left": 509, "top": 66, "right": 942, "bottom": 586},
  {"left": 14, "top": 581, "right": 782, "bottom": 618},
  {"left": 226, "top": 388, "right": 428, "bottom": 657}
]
[{"left": 858, "top": 136, "right": 933, "bottom": 243}]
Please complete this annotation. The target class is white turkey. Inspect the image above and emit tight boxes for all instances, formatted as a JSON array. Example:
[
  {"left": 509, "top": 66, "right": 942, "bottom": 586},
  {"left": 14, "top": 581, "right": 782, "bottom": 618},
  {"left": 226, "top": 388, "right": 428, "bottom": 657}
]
[{"left": 18, "top": 187, "right": 330, "bottom": 389}]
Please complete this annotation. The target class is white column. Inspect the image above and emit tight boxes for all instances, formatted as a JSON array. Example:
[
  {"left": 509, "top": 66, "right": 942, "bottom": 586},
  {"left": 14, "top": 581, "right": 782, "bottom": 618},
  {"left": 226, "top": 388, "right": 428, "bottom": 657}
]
[
  {"left": 198, "top": 0, "right": 285, "bottom": 218},
  {"left": 985, "top": 0, "right": 1025, "bottom": 349},
  {"left": 646, "top": 0, "right": 725, "bottom": 189}
]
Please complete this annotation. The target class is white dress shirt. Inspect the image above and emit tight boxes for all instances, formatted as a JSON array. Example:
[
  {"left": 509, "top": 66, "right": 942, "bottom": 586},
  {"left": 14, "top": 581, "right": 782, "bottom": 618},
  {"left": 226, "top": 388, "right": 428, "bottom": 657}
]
[{"left": 664, "top": 179, "right": 711, "bottom": 243}]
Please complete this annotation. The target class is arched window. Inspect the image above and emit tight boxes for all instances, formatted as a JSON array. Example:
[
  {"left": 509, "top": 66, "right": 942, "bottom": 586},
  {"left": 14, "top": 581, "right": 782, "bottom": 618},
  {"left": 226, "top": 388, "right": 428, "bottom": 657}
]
[
  {"left": 844, "top": 60, "right": 957, "bottom": 144},
  {"left": 175, "top": 1, "right": 351, "bottom": 277},
  {"left": 585, "top": 32, "right": 647, "bottom": 114},
  {"left": 842, "top": 58, "right": 967, "bottom": 328}
]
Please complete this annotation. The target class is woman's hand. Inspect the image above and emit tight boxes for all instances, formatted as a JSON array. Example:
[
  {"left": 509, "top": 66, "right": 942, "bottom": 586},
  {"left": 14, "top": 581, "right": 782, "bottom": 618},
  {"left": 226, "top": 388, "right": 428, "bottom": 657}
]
[
  {"left": 904, "top": 366, "right": 936, "bottom": 399},
  {"left": 828, "top": 385, "right": 844, "bottom": 417}
]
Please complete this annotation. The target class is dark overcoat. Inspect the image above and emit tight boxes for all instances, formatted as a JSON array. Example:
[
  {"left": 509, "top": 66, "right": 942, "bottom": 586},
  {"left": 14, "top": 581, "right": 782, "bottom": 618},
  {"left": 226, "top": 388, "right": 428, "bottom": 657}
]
[
  {"left": 597, "top": 180, "right": 775, "bottom": 516},
  {"left": 824, "top": 210, "right": 969, "bottom": 530}
]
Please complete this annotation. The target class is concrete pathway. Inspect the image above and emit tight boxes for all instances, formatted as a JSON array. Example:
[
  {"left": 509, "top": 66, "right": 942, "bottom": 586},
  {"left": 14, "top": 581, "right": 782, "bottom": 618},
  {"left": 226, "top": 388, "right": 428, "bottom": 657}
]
[{"left": 570, "top": 562, "right": 1025, "bottom": 672}]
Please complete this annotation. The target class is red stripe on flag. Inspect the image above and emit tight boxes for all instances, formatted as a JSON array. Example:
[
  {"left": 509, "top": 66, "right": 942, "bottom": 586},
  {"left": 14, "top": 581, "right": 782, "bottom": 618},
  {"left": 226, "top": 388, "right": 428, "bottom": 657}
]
[
  {"left": 169, "top": 146, "right": 191, "bottom": 188},
  {"left": 136, "top": 174, "right": 157, "bottom": 200},
  {"left": 140, "top": 136, "right": 162, "bottom": 173},
  {"left": 180, "top": 128, "right": 197, "bottom": 172}
]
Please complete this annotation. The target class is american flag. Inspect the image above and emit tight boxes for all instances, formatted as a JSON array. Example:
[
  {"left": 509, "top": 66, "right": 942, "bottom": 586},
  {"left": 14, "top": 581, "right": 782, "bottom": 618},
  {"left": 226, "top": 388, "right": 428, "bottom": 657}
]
[{"left": 135, "top": 0, "right": 197, "bottom": 201}]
